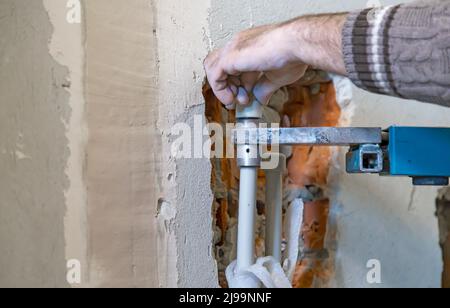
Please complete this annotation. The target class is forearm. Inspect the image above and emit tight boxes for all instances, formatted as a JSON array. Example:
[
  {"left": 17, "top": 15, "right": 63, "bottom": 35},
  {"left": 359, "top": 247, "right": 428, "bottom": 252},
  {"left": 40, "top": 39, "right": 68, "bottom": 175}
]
[
  {"left": 281, "top": 13, "right": 348, "bottom": 75},
  {"left": 342, "top": 1, "right": 450, "bottom": 107},
  {"left": 281, "top": 1, "right": 450, "bottom": 108}
]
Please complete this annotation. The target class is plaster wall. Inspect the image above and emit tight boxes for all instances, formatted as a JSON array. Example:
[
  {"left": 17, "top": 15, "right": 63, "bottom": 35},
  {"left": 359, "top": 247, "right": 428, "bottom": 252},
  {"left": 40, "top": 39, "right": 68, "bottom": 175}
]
[
  {"left": 84, "top": 0, "right": 162, "bottom": 288},
  {"left": 0, "top": 0, "right": 77, "bottom": 287},
  {"left": 0, "top": 0, "right": 218, "bottom": 288},
  {"left": 43, "top": 0, "right": 88, "bottom": 287},
  {"left": 155, "top": 0, "right": 219, "bottom": 288}
]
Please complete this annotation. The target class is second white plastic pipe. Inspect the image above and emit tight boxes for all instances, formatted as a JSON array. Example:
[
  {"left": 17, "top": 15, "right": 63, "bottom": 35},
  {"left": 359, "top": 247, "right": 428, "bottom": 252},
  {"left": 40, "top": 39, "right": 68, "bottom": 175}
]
[
  {"left": 236, "top": 166, "right": 258, "bottom": 272},
  {"left": 264, "top": 168, "right": 283, "bottom": 262}
]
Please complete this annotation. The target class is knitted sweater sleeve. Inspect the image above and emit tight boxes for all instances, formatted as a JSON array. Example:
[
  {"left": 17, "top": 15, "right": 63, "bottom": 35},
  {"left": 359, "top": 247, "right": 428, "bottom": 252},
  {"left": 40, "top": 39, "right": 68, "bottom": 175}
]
[{"left": 342, "top": 0, "right": 450, "bottom": 107}]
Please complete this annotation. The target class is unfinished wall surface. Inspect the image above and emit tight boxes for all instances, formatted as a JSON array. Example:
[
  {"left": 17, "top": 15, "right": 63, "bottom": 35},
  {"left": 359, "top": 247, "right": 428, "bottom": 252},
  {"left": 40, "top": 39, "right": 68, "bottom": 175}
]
[
  {"left": 82, "top": 0, "right": 219, "bottom": 288},
  {"left": 0, "top": 0, "right": 218, "bottom": 288},
  {"left": 43, "top": 0, "right": 88, "bottom": 287},
  {"left": 0, "top": 0, "right": 72, "bottom": 287},
  {"left": 84, "top": 0, "right": 162, "bottom": 288},
  {"left": 155, "top": 0, "right": 219, "bottom": 288},
  {"left": 84, "top": 0, "right": 218, "bottom": 288},
  {"left": 208, "top": 0, "right": 449, "bottom": 288}
]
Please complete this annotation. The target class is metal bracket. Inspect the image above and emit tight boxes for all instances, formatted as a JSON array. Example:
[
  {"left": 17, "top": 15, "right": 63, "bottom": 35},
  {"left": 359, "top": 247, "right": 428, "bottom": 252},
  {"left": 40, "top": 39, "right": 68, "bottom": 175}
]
[
  {"left": 346, "top": 144, "right": 384, "bottom": 174},
  {"left": 233, "top": 127, "right": 382, "bottom": 146},
  {"left": 232, "top": 126, "right": 450, "bottom": 186}
]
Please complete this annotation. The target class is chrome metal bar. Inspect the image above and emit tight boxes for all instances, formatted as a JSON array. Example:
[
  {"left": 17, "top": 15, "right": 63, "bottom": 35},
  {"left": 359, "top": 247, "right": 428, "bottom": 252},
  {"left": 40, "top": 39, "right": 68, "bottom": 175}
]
[{"left": 233, "top": 127, "right": 382, "bottom": 146}]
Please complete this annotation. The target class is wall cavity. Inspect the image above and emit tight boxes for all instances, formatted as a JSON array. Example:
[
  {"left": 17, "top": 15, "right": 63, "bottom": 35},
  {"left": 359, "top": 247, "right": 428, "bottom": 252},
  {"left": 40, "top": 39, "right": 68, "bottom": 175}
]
[
  {"left": 283, "top": 76, "right": 341, "bottom": 288},
  {"left": 205, "top": 71, "right": 341, "bottom": 288}
]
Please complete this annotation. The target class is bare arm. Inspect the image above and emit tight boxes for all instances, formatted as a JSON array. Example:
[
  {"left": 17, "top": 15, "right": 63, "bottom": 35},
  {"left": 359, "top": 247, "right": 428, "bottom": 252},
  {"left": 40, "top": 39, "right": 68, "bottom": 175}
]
[{"left": 282, "top": 13, "right": 347, "bottom": 75}]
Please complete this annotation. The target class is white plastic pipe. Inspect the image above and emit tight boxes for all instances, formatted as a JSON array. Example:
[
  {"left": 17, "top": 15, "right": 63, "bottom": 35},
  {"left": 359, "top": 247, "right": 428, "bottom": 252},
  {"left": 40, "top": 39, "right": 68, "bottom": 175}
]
[
  {"left": 264, "top": 153, "right": 286, "bottom": 262},
  {"left": 236, "top": 166, "right": 258, "bottom": 272},
  {"left": 233, "top": 98, "right": 263, "bottom": 288}
]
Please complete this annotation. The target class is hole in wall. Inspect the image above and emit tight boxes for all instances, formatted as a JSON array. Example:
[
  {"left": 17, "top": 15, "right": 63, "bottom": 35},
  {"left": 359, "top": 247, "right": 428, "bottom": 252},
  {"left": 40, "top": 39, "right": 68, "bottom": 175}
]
[{"left": 203, "top": 70, "right": 341, "bottom": 288}]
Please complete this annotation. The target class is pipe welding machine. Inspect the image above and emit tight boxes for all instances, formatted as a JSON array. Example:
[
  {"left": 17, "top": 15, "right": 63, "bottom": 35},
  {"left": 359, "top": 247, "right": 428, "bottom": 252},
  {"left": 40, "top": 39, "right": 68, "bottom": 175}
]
[
  {"left": 233, "top": 101, "right": 450, "bottom": 186},
  {"left": 229, "top": 100, "right": 450, "bottom": 287}
]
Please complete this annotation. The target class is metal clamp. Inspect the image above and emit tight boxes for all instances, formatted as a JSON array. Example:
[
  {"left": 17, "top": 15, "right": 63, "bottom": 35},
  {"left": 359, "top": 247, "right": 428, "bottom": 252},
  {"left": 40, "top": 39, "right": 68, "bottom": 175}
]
[{"left": 346, "top": 144, "right": 384, "bottom": 174}]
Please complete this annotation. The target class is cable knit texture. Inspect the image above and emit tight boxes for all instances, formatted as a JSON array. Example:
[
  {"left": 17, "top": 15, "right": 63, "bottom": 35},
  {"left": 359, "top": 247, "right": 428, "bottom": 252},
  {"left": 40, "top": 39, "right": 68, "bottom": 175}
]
[{"left": 342, "top": 0, "right": 450, "bottom": 107}]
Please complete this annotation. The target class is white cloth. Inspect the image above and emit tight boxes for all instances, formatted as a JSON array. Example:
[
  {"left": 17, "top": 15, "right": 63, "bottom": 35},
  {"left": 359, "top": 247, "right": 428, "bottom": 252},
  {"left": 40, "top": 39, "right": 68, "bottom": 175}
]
[
  {"left": 226, "top": 257, "right": 291, "bottom": 288},
  {"left": 226, "top": 199, "right": 304, "bottom": 288}
]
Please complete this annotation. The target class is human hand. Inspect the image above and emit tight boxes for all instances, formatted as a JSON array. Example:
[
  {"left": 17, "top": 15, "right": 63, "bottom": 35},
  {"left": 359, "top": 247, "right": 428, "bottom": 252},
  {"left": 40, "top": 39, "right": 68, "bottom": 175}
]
[{"left": 204, "top": 23, "right": 308, "bottom": 109}]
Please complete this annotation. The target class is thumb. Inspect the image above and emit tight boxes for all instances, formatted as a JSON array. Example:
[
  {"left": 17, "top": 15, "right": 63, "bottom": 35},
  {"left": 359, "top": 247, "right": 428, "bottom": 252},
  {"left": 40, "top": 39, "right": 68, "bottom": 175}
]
[
  {"left": 252, "top": 75, "right": 280, "bottom": 105},
  {"left": 253, "top": 65, "right": 307, "bottom": 105}
]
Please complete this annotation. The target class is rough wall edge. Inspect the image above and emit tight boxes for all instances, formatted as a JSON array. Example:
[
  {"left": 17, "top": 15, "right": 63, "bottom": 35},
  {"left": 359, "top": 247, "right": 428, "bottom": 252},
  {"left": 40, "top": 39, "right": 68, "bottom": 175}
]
[
  {"left": 43, "top": 0, "right": 88, "bottom": 287},
  {"left": 155, "top": 0, "right": 219, "bottom": 288},
  {"left": 325, "top": 75, "right": 356, "bottom": 288}
]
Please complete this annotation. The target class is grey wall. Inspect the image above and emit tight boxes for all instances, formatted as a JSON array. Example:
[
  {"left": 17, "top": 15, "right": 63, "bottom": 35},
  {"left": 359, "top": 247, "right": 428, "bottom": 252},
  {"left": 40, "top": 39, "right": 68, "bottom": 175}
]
[{"left": 0, "top": 0, "right": 70, "bottom": 287}]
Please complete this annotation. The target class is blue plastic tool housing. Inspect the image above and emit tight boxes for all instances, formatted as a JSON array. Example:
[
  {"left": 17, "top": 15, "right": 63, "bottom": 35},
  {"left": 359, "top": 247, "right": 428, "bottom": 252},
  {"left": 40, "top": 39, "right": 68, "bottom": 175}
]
[{"left": 388, "top": 127, "right": 450, "bottom": 185}]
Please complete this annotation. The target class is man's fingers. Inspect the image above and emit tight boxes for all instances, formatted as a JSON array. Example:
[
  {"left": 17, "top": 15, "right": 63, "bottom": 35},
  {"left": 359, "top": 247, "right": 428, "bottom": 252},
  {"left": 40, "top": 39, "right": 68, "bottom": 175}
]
[
  {"left": 211, "top": 81, "right": 235, "bottom": 105},
  {"left": 215, "top": 80, "right": 228, "bottom": 91},
  {"left": 240, "top": 72, "right": 260, "bottom": 93},
  {"left": 229, "top": 84, "right": 238, "bottom": 96},
  {"left": 204, "top": 51, "right": 235, "bottom": 105},
  {"left": 228, "top": 76, "right": 241, "bottom": 86},
  {"left": 252, "top": 75, "right": 280, "bottom": 105},
  {"left": 235, "top": 87, "right": 250, "bottom": 105},
  {"left": 253, "top": 65, "right": 308, "bottom": 104},
  {"left": 228, "top": 73, "right": 259, "bottom": 106},
  {"left": 205, "top": 49, "right": 307, "bottom": 107},
  {"left": 207, "top": 66, "right": 235, "bottom": 105}
]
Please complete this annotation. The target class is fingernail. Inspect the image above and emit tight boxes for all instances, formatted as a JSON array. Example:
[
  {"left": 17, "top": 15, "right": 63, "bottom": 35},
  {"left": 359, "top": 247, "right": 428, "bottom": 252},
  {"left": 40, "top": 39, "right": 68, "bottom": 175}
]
[
  {"left": 236, "top": 87, "right": 249, "bottom": 105},
  {"left": 253, "top": 84, "right": 270, "bottom": 105},
  {"left": 230, "top": 85, "right": 238, "bottom": 96}
]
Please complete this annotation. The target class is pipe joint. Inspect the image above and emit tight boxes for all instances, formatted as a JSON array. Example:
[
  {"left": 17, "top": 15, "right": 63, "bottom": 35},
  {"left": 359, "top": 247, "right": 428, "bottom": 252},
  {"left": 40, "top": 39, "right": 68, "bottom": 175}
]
[
  {"left": 235, "top": 99, "right": 263, "bottom": 168},
  {"left": 236, "top": 118, "right": 261, "bottom": 168}
]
